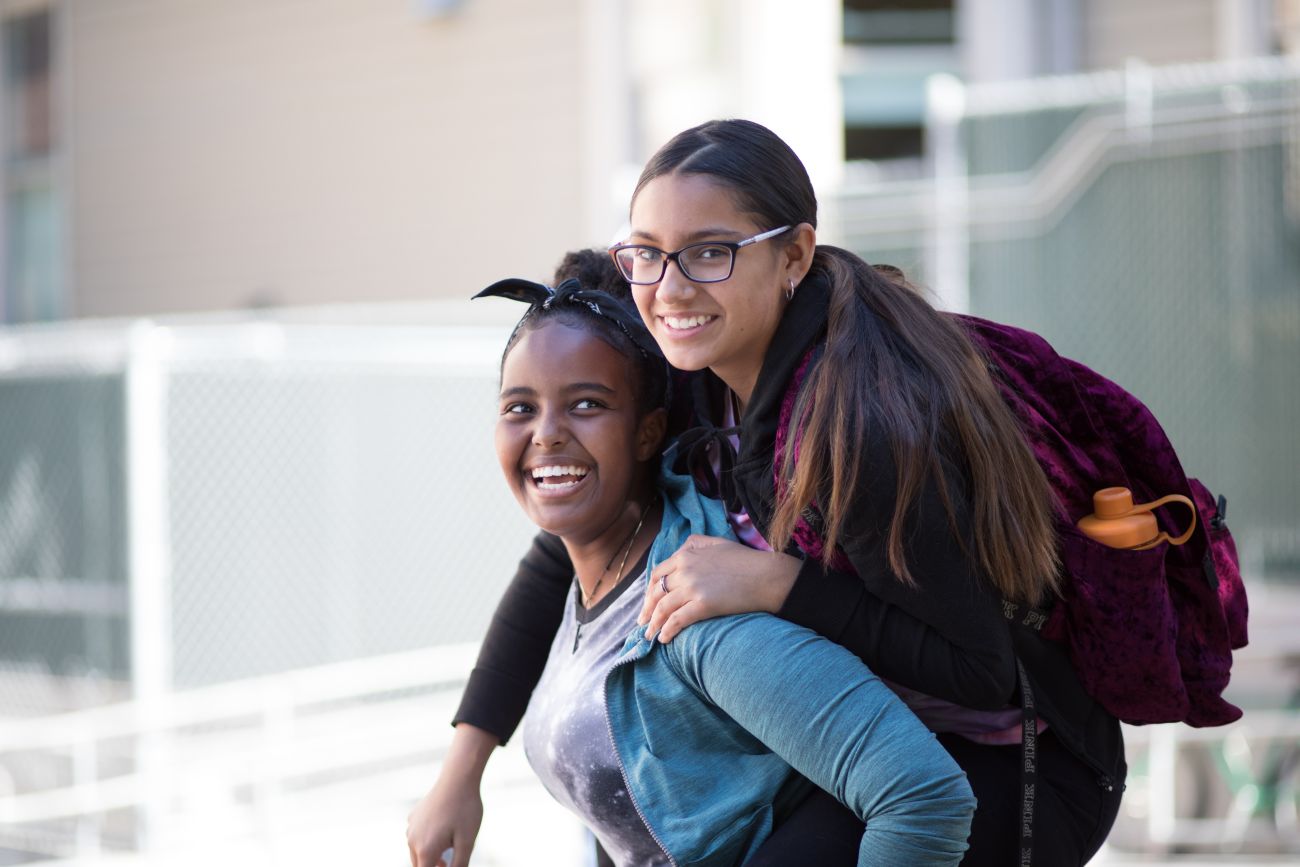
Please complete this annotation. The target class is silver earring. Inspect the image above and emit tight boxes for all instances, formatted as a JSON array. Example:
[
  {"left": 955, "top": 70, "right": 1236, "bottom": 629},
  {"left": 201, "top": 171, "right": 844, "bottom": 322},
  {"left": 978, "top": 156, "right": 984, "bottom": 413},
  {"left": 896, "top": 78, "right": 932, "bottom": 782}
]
[{"left": 786, "top": 278, "right": 796, "bottom": 300}]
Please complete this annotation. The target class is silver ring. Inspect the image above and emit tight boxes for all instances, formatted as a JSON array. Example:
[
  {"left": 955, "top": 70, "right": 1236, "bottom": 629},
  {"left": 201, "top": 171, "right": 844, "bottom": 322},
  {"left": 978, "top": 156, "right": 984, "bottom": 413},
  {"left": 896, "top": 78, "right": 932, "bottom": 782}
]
[{"left": 659, "top": 574, "right": 669, "bottom": 595}]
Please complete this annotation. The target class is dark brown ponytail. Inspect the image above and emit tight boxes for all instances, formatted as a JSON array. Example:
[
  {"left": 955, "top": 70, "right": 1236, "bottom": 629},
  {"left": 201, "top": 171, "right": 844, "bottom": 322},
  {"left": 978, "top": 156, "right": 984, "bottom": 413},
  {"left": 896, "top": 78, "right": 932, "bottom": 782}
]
[{"left": 765, "top": 247, "right": 1059, "bottom": 603}]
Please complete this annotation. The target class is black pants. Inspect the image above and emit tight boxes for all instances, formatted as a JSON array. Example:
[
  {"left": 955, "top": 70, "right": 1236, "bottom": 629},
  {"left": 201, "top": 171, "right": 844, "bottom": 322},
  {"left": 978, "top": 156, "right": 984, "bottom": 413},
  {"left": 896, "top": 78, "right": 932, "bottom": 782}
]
[{"left": 745, "top": 728, "right": 1125, "bottom": 866}]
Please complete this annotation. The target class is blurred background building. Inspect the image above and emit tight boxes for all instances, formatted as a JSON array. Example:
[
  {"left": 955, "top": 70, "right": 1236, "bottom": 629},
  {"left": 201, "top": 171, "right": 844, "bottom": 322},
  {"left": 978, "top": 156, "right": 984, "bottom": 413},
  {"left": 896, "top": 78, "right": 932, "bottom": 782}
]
[{"left": 0, "top": 0, "right": 1298, "bottom": 864}]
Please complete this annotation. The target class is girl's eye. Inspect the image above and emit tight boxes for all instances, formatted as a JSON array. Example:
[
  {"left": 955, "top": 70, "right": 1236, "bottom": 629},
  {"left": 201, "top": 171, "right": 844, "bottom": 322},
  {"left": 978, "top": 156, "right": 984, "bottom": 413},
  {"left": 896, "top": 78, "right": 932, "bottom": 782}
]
[
  {"left": 694, "top": 245, "right": 729, "bottom": 261},
  {"left": 635, "top": 248, "right": 663, "bottom": 263},
  {"left": 503, "top": 402, "right": 533, "bottom": 415},
  {"left": 574, "top": 398, "right": 606, "bottom": 410}
]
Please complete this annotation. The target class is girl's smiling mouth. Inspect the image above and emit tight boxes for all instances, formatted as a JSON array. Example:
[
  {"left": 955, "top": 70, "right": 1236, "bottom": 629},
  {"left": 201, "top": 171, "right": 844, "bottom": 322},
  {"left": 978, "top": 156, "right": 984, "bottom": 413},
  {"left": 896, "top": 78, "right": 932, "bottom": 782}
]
[
  {"left": 659, "top": 314, "right": 717, "bottom": 335},
  {"left": 528, "top": 463, "right": 592, "bottom": 495}
]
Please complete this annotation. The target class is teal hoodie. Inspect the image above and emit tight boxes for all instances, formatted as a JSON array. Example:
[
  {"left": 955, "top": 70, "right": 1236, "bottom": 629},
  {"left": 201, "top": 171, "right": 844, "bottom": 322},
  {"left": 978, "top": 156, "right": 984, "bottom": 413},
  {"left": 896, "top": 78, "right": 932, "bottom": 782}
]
[{"left": 603, "top": 450, "right": 975, "bottom": 866}]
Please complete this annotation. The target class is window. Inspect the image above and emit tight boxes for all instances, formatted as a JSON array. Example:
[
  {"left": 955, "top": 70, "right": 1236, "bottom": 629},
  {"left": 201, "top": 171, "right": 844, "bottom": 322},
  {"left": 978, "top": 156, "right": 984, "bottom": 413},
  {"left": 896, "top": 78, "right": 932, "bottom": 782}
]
[
  {"left": 3, "top": 7, "right": 63, "bottom": 323},
  {"left": 843, "top": 0, "right": 954, "bottom": 46},
  {"left": 841, "top": 0, "right": 957, "bottom": 163}
]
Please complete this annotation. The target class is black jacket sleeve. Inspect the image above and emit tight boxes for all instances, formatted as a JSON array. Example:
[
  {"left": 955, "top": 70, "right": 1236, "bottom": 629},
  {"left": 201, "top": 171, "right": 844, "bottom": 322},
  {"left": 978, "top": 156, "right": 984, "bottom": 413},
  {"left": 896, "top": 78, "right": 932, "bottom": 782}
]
[
  {"left": 451, "top": 530, "right": 573, "bottom": 743},
  {"left": 778, "top": 426, "right": 1016, "bottom": 710},
  {"left": 779, "top": 557, "right": 1014, "bottom": 710}
]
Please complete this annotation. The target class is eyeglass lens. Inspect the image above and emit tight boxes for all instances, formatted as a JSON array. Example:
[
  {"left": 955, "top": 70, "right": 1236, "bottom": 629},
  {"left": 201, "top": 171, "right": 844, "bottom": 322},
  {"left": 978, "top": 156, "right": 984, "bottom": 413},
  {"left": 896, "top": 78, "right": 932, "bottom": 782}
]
[{"left": 613, "top": 244, "right": 734, "bottom": 285}]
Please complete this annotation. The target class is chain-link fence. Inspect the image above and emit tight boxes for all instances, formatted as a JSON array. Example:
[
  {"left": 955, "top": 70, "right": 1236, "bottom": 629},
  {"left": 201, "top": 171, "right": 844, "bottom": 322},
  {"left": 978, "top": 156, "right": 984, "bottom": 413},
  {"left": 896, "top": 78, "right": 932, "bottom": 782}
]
[
  {"left": 838, "top": 56, "right": 1300, "bottom": 585},
  {"left": 0, "top": 329, "right": 131, "bottom": 717},
  {"left": 0, "top": 318, "right": 537, "bottom": 714}
]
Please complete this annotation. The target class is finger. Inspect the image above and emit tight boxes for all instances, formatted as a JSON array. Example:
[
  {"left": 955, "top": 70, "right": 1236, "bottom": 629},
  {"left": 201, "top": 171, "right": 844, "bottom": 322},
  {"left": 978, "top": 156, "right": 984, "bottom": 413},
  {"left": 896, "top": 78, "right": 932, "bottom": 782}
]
[
  {"left": 649, "top": 547, "right": 681, "bottom": 583},
  {"left": 645, "top": 580, "right": 682, "bottom": 635},
  {"left": 451, "top": 840, "right": 474, "bottom": 867},
  {"left": 409, "top": 840, "right": 419, "bottom": 867},
  {"left": 639, "top": 563, "right": 672, "bottom": 625},
  {"left": 645, "top": 588, "right": 687, "bottom": 639},
  {"left": 658, "top": 599, "right": 705, "bottom": 644}
]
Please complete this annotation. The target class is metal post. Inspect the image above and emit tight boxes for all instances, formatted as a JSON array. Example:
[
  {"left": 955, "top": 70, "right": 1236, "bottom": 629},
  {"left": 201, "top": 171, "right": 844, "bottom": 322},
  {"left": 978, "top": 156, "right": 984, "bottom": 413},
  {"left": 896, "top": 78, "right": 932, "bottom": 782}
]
[
  {"left": 256, "top": 684, "right": 293, "bottom": 848},
  {"left": 71, "top": 732, "right": 101, "bottom": 858},
  {"left": 1148, "top": 725, "right": 1178, "bottom": 848},
  {"left": 0, "top": 11, "right": 10, "bottom": 321},
  {"left": 1125, "top": 58, "right": 1154, "bottom": 144},
  {"left": 125, "top": 320, "right": 174, "bottom": 850},
  {"left": 926, "top": 73, "right": 970, "bottom": 314}
]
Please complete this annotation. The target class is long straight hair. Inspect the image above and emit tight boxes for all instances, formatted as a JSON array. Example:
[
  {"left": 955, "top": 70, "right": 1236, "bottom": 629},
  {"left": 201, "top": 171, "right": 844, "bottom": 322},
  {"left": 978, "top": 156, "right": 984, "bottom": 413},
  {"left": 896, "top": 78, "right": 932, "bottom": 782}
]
[{"left": 634, "top": 119, "right": 1059, "bottom": 604}]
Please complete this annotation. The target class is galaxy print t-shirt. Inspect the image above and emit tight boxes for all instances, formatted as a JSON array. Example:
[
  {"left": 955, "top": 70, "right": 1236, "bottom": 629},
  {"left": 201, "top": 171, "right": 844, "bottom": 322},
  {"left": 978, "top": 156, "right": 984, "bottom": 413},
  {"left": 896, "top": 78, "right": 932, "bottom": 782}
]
[{"left": 521, "top": 555, "right": 668, "bottom": 867}]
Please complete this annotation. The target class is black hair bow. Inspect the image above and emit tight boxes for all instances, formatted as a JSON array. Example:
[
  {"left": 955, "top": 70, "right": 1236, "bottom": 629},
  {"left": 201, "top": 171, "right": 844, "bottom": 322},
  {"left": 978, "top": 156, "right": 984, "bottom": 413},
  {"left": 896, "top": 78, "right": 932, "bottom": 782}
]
[{"left": 473, "top": 277, "right": 663, "bottom": 363}]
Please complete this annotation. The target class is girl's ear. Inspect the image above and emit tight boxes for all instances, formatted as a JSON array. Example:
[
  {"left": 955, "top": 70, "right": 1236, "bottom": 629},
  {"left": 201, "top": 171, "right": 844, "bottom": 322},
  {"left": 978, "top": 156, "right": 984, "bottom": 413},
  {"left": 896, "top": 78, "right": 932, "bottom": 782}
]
[
  {"left": 781, "top": 222, "right": 817, "bottom": 287},
  {"left": 635, "top": 408, "right": 668, "bottom": 462}
]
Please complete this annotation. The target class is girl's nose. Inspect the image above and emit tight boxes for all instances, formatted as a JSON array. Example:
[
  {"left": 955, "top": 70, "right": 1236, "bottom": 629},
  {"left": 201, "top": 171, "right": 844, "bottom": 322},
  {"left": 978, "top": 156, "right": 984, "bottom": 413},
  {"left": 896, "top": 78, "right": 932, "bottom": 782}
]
[
  {"left": 532, "top": 409, "right": 568, "bottom": 448},
  {"left": 655, "top": 258, "right": 697, "bottom": 303}
]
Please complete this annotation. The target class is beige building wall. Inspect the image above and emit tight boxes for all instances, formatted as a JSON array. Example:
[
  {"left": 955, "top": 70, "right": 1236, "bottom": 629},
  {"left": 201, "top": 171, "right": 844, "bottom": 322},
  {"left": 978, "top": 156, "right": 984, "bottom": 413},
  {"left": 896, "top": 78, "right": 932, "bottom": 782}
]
[
  {"left": 66, "top": 0, "right": 598, "bottom": 318},
  {"left": 1082, "top": 0, "right": 1218, "bottom": 68},
  {"left": 1286, "top": 0, "right": 1300, "bottom": 50}
]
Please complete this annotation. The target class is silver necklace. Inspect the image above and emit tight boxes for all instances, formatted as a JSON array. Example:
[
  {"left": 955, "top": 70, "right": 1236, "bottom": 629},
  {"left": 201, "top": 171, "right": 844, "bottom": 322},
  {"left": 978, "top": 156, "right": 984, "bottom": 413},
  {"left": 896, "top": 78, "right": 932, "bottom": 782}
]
[{"left": 580, "top": 500, "right": 651, "bottom": 608}]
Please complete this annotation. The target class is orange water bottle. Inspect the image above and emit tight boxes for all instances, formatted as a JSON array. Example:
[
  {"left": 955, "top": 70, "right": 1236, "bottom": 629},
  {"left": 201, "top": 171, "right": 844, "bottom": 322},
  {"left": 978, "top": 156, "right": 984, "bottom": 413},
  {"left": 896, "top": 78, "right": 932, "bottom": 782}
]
[{"left": 1076, "top": 487, "right": 1198, "bottom": 550}]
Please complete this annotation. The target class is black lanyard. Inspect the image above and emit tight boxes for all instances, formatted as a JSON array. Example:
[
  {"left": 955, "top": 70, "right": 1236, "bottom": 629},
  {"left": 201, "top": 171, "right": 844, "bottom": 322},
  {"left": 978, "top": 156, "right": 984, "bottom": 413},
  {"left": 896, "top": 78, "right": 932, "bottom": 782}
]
[{"left": 1017, "top": 658, "right": 1038, "bottom": 866}]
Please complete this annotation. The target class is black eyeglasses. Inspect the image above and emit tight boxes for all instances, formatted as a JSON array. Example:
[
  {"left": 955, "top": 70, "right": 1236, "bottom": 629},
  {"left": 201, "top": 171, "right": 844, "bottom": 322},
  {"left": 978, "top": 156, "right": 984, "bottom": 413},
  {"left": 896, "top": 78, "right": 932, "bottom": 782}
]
[{"left": 609, "top": 226, "right": 791, "bottom": 285}]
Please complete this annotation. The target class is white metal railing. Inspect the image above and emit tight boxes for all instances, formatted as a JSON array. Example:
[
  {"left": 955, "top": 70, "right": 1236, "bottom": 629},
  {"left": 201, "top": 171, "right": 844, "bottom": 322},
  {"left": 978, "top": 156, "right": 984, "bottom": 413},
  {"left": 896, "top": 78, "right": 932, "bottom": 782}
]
[
  {"left": 960, "top": 94, "right": 1297, "bottom": 240},
  {"left": 959, "top": 55, "right": 1300, "bottom": 117},
  {"left": 0, "top": 643, "right": 478, "bottom": 857},
  {"left": 0, "top": 310, "right": 559, "bottom": 863},
  {"left": 838, "top": 63, "right": 1300, "bottom": 244},
  {"left": 1124, "top": 712, "right": 1300, "bottom": 853}
]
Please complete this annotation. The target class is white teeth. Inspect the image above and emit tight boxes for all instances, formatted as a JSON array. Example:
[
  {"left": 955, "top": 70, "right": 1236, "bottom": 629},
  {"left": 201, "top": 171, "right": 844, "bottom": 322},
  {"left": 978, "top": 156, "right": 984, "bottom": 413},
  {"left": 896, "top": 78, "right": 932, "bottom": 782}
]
[
  {"left": 664, "top": 314, "right": 715, "bottom": 330},
  {"left": 537, "top": 479, "right": 581, "bottom": 489},
  {"left": 530, "top": 465, "right": 589, "bottom": 480}
]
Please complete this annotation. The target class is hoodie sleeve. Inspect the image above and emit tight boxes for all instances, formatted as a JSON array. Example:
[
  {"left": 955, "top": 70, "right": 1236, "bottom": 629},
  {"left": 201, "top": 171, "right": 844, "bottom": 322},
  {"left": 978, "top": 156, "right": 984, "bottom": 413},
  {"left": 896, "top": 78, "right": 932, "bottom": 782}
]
[{"left": 669, "top": 614, "right": 976, "bottom": 866}]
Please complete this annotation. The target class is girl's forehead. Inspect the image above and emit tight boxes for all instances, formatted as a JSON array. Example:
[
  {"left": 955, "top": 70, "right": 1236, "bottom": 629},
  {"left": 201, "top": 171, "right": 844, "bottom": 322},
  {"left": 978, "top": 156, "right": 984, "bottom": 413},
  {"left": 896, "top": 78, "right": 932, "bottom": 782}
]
[
  {"left": 631, "top": 172, "right": 752, "bottom": 233},
  {"left": 510, "top": 319, "right": 613, "bottom": 358},
  {"left": 504, "top": 321, "right": 636, "bottom": 388}
]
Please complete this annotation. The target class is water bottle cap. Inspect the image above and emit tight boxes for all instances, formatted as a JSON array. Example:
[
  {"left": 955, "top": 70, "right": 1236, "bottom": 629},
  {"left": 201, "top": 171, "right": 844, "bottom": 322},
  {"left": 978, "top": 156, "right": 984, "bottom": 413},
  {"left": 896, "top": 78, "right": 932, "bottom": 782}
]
[
  {"left": 1077, "top": 487, "right": 1159, "bottom": 548},
  {"left": 1092, "top": 486, "right": 1137, "bottom": 518},
  {"left": 1077, "top": 487, "right": 1199, "bottom": 550}
]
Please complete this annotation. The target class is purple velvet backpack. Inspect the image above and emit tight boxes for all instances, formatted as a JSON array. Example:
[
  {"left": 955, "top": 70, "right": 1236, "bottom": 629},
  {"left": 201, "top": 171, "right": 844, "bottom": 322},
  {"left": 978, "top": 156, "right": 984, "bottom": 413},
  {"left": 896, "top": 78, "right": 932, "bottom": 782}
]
[
  {"left": 779, "top": 316, "right": 1249, "bottom": 727},
  {"left": 966, "top": 316, "right": 1249, "bottom": 726}
]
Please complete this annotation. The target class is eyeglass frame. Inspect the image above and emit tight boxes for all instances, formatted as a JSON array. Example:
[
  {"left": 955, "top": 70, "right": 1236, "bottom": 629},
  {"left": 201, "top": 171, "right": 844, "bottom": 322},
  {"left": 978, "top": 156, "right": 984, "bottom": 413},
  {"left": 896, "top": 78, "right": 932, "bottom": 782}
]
[{"left": 608, "top": 225, "right": 792, "bottom": 285}]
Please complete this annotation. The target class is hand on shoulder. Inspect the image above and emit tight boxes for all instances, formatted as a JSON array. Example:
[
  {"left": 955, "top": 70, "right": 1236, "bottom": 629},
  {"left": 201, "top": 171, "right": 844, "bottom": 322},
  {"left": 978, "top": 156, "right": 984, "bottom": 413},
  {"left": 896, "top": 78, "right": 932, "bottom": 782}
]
[{"left": 639, "top": 534, "right": 801, "bottom": 643}]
